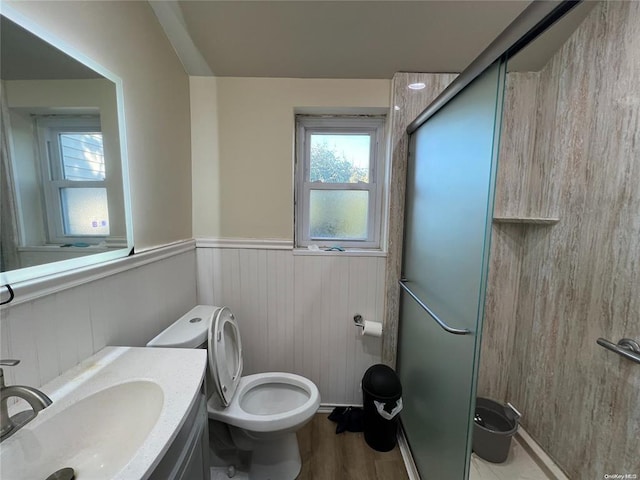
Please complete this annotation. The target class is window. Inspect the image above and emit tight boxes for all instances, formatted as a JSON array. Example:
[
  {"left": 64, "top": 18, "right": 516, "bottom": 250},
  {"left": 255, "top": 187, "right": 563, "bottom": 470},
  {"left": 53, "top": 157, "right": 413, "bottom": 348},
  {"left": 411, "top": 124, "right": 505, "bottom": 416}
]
[
  {"left": 37, "top": 116, "right": 110, "bottom": 244},
  {"left": 295, "top": 115, "right": 385, "bottom": 248}
]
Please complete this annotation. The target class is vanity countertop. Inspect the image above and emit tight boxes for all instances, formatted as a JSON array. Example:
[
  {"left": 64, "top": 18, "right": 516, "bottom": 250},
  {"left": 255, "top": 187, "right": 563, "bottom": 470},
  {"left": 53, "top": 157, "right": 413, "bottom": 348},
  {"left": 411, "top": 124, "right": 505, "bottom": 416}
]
[{"left": 1, "top": 346, "right": 207, "bottom": 480}]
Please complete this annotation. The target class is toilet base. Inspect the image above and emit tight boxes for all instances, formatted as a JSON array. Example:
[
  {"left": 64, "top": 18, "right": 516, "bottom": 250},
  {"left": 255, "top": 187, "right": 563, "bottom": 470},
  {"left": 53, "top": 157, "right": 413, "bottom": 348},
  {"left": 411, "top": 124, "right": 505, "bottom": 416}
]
[{"left": 248, "top": 432, "right": 301, "bottom": 480}]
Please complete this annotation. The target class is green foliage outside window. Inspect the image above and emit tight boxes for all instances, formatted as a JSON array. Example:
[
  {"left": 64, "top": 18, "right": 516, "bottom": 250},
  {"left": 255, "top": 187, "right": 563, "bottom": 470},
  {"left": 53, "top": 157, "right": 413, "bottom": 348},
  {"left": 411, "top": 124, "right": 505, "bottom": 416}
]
[{"left": 310, "top": 140, "right": 368, "bottom": 183}]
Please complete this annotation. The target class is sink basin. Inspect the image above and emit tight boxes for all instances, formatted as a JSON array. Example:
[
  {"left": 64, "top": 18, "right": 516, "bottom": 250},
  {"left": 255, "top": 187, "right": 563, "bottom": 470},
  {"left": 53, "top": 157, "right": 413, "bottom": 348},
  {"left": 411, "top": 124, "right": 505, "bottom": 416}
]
[
  {"left": 0, "top": 380, "right": 163, "bottom": 479},
  {"left": 0, "top": 346, "right": 207, "bottom": 480}
]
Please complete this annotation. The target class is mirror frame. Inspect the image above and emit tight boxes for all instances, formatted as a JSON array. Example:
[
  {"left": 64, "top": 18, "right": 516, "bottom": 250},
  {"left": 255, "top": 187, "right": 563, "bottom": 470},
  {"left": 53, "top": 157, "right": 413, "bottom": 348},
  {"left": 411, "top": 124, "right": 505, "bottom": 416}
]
[{"left": 0, "top": 5, "right": 134, "bottom": 287}]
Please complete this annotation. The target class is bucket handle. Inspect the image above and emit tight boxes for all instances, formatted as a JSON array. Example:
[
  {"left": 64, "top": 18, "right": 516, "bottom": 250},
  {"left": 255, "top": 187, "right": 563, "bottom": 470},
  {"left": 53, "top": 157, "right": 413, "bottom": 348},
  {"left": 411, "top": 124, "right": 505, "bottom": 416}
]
[
  {"left": 506, "top": 402, "right": 521, "bottom": 422},
  {"left": 374, "top": 398, "right": 403, "bottom": 420}
]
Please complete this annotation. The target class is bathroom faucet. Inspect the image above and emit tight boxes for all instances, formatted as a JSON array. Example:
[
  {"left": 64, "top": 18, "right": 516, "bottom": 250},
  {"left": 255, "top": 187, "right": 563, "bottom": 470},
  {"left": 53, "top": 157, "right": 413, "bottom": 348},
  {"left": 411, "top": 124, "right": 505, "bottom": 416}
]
[{"left": 0, "top": 359, "right": 53, "bottom": 442}]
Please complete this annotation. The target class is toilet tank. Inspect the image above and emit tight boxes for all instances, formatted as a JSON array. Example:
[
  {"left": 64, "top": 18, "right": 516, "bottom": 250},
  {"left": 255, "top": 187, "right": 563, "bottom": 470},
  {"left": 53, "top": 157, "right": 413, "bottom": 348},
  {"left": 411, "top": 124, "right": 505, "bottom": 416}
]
[{"left": 147, "top": 305, "right": 220, "bottom": 348}]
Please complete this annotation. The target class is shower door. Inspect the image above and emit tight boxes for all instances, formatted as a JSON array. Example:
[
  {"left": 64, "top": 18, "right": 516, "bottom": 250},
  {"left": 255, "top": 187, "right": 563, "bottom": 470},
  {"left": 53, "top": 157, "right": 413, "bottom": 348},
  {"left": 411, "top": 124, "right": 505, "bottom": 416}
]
[{"left": 397, "top": 60, "right": 506, "bottom": 479}]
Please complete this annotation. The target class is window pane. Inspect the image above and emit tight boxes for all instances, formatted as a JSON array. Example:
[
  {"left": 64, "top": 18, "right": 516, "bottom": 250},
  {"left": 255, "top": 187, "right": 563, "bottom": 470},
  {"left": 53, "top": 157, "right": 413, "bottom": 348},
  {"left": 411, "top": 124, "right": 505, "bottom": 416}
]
[
  {"left": 59, "top": 133, "right": 105, "bottom": 181},
  {"left": 309, "top": 134, "right": 370, "bottom": 183},
  {"left": 309, "top": 190, "right": 368, "bottom": 240},
  {"left": 60, "top": 187, "right": 110, "bottom": 236}
]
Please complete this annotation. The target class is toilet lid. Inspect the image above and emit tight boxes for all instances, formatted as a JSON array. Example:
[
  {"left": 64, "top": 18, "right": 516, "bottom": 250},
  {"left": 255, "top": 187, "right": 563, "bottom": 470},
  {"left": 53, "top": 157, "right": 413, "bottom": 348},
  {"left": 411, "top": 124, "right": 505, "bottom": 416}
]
[{"left": 208, "top": 306, "right": 243, "bottom": 407}]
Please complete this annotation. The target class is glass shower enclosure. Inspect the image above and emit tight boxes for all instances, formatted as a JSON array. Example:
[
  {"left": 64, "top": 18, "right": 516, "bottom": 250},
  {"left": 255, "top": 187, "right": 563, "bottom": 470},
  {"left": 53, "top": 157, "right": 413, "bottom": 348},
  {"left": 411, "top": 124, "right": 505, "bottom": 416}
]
[{"left": 397, "top": 60, "right": 506, "bottom": 479}]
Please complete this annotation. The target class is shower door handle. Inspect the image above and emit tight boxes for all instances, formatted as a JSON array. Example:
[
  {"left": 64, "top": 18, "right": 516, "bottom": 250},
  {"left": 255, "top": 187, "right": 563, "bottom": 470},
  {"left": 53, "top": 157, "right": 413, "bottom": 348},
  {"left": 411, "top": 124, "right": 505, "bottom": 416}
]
[{"left": 398, "top": 279, "right": 471, "bottom": 335}]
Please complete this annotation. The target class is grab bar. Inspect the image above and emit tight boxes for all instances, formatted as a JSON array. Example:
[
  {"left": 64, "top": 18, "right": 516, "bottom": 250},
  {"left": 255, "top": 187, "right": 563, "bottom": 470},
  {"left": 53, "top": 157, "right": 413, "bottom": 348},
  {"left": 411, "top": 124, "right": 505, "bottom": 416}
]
[
  {"left": 597, "top": 338, "right": 640, "bottom": 365},
  {"left": 398, "top": 279, "right": 471, "bottom": 335}
]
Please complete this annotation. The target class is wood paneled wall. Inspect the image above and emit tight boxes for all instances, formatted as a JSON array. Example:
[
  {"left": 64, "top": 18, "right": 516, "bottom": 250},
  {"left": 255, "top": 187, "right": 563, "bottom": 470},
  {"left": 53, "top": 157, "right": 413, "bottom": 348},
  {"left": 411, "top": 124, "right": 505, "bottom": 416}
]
[
  {"left": 0, "top": 248, "right": 197, "bottom": 391},
  {"left": 196, "top": 247, "right": 385, "bottom": 405}
]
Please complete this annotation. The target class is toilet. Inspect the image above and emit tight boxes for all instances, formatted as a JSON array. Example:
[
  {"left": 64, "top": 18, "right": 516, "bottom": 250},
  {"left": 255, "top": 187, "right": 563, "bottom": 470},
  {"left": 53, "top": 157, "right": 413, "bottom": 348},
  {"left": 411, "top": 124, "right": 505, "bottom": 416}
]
[{"left": 147, "top": 305, "right": 320, "bottom": 480}]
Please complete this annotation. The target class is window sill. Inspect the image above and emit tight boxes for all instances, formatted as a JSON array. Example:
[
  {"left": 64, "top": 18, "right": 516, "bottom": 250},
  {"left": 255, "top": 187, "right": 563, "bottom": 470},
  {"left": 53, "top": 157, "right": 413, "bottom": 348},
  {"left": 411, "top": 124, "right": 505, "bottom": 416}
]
[{"left": 292, "top": 248, "right": 387, "bottom": 258}]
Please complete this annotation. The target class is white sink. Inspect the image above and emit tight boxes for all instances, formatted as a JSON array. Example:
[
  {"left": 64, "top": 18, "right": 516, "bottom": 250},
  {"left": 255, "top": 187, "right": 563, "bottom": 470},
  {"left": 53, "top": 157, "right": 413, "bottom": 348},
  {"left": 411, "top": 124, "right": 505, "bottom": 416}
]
[
  {"left": 1, "top": 381, "right": 163, "bottom": 479},
  {"left": 0, "top": 347, "right": 207, "bottom": 480}
]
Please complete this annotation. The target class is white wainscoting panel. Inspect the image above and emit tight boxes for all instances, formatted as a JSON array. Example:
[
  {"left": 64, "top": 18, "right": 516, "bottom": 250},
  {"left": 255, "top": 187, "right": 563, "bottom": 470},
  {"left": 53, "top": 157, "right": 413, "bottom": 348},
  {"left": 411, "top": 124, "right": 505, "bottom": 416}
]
[
  {"left": 197, "top": 246, "right": 385, "bottom": 405},
  {"left": 0, "top": 246, "right": 197, "bottom": 391}
]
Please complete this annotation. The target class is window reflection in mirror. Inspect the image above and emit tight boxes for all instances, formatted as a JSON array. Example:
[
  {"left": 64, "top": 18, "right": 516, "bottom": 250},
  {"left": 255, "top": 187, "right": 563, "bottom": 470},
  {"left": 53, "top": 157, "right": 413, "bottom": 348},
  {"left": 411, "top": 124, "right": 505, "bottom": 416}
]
[{"left": 0, "top": 13, "right": 132, "bottom": 285}]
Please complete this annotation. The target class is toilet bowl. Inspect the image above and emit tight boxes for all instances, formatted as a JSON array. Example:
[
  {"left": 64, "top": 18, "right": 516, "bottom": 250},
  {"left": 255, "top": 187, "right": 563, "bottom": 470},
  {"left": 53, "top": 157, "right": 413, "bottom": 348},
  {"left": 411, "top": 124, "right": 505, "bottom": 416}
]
[
  {"left": 208, "top": 372, "right": 319, "bottom": 433},
  {"left": 147, "top": 305, "right": 320, "bottom": 480}
]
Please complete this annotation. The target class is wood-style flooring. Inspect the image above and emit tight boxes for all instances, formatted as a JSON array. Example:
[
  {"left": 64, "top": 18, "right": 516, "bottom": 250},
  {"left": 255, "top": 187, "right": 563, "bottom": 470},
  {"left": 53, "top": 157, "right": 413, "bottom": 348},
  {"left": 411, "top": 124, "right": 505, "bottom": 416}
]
[{"left": 297, "top": 413, "right": 409, "bottom": 480}]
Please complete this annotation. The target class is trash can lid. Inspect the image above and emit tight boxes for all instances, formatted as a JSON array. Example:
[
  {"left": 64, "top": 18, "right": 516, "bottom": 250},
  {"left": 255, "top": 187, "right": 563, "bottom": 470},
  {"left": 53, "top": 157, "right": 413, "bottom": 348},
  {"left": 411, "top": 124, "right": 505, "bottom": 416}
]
[{"left": 362, "top": 364, "right": 402, "bottom": 400}]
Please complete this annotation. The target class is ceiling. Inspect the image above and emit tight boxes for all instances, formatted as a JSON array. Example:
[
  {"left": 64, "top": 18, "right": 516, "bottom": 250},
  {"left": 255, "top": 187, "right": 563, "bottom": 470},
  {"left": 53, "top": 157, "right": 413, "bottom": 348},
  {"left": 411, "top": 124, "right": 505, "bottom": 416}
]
[
  {"left": 154, "top": 0, "right": 597, "bottom": 79},
  {"left": 1, "top": 2, "right": 597, "bottom": 81},
  {"left": 0, "top": 16, "right": 102, "bottom": 80}
]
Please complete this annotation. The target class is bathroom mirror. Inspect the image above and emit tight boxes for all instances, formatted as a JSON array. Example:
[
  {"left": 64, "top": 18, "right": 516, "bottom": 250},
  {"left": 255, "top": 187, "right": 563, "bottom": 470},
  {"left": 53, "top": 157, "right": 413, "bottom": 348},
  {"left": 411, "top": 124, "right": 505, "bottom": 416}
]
[{"left": 0, "top": 11, "right": 133, "bottom": 286}]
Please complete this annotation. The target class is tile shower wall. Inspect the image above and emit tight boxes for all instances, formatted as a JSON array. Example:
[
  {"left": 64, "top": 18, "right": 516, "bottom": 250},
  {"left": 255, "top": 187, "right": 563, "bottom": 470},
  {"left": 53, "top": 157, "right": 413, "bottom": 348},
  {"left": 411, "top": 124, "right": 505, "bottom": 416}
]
[
  {"left": 478, "top": 72, "right": 538, "bottom": 401},
  {"left": 509, "top": 3, "right": 640, "bottom": 477},
  {"left": 385, "top": 4, "right": 639, "bottom": 476},
  {"left": 483, "top": 2, "right": 640, "bottom": 478},
  {"left": 0, "top": 248, "right": 196, "bottom": 390},
  {"left": 382, "top": 72, "right": 458, "bottom": 366},
  {"left": 196, "top": 246, "right": 385, "bottom": 405}
]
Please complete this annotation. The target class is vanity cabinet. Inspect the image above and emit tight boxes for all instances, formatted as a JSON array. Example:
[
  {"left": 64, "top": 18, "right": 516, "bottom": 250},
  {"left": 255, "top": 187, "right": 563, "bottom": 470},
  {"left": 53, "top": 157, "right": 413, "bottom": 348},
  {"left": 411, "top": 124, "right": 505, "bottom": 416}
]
[{"left": 149, "top": 393, "right": 209, "bottom": 480}]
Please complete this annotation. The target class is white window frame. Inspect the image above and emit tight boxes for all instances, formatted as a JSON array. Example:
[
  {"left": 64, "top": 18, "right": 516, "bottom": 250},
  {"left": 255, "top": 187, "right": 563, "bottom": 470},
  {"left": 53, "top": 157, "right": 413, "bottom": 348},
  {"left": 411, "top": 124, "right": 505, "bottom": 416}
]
[
  {"left": 295, "top": 115, "right": 386, "bottom": 249},
  {"left": 36, "top": 115, "right": 108, "bottom": 245}
]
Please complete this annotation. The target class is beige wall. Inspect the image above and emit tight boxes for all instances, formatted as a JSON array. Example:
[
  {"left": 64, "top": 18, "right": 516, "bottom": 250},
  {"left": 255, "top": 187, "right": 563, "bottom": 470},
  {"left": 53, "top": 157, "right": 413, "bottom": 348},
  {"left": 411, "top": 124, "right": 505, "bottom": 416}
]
[
  {"left": 7, "top": 0, "right": 192, "bottom": 250},
  {"left": 190, "top": 76, "right": 221, "bottom": 238},
  {"left": 192, "top": 77, "right": 390, "bottom": 239}
]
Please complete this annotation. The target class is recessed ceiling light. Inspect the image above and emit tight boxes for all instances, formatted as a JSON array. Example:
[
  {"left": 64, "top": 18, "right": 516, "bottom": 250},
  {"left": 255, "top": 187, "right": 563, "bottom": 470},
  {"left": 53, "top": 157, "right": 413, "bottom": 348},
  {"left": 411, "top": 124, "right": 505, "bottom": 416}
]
[
  {"left": 394, "top": 105, "right": 401, "bottom": 111},
  {"left": 408, "top": 82, "right": 426, "bottom": 90}
]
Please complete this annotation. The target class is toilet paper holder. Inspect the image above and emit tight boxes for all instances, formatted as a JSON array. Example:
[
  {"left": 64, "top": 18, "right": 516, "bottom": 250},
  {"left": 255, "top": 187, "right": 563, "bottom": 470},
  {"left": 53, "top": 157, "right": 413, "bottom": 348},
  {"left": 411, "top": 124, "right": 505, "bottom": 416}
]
[{"left": 353, "top": 314, "right": 383, "bottom": 337}]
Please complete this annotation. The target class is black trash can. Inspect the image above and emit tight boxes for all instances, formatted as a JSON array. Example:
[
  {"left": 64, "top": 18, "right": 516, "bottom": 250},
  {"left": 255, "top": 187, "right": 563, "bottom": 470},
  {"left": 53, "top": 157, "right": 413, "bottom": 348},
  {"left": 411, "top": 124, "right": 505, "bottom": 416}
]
[
  {"left": 472, "top": 397, "right": 520, "bottom": 463},
  {"left": 362, "top": 364, "right": 403, "bottom": 452}
]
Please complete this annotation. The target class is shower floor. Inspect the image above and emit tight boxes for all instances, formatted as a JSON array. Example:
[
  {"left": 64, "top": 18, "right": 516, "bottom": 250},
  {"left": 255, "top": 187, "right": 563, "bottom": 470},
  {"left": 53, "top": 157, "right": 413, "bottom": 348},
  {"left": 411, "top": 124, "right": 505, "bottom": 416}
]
[
  {"left": 395, "top": 423, "right": 567, "bottom": 480},
  {"left": 470, "top": 431, "right": 567, "bottom": 480}
]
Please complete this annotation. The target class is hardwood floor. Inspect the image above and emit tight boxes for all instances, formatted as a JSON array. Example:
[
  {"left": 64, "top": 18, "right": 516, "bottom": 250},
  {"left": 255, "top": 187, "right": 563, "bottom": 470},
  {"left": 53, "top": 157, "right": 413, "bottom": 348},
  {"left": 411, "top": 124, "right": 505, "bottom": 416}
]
[{"left": 297, "top": 413, "right": 409, "bottom": 480}]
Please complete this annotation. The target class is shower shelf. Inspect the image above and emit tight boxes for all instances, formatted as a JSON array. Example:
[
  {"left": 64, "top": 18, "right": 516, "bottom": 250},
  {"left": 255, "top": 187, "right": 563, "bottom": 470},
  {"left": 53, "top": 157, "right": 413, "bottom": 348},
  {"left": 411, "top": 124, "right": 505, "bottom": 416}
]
[{"left": 493, "top": 216, "right": 559, "bottom": 225}]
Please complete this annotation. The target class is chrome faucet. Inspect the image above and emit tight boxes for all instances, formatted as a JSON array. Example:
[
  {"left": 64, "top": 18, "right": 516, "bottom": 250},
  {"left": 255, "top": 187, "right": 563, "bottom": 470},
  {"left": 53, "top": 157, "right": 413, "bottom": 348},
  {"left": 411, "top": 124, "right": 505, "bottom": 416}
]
[{"left": 0, "top": 359, "right": 52, "bottom": 442}]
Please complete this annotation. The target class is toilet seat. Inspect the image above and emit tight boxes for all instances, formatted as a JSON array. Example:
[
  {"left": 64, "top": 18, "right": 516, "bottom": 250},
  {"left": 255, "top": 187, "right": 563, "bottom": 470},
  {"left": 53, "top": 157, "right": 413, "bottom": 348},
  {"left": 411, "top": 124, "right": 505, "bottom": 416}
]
[
  {"left": 208, "top": 306, "right": 243, "bottom": 406},
  {"left": 206, "top": 307, "right": 320, "bottom": 434}
]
